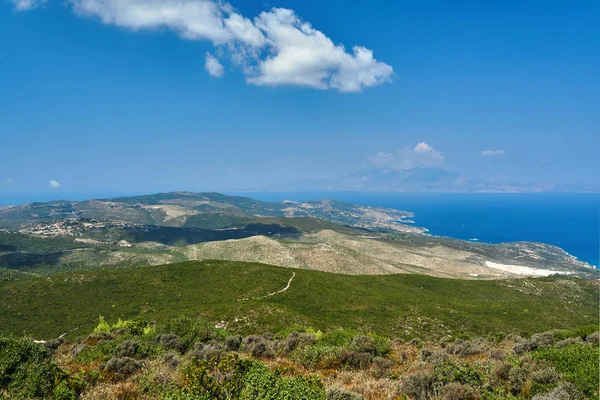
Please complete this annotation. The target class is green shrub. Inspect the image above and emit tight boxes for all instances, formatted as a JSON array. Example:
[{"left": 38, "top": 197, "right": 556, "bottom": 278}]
[
  {"left": 552, "top": 325, "right": 598, "bottom": 341},
  {"left": 93, "top": 315, "right": 111, "bottom": 333},
  {"left": 239, "top": 363, "right": 325, "bottom": 400},
  {"left": 533, "top": 343, "right": 599, "bottom": 399},
  {"left": 291, "top": 345, "right": 341, "bottom": 370},
  {"left": 0, "top": 336, "right": 72, "bottom": 398}
]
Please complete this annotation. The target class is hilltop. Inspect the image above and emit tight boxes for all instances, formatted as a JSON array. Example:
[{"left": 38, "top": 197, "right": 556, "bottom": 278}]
[{"left": 2, "top": 260, "right": 598, "bottom": 340}]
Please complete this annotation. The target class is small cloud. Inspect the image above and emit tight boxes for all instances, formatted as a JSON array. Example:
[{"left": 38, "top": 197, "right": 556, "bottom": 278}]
[
  {"left": 369, "top": 142, "right": 444, "bottom": 170},
  {"left": 205, "top": 52, "right": 224, "bottom": 78},
  {"left": 49, "top": 180, "right": 61, "bottom": 188},
  {"left": 481, "top": 150, "right": 506, "bottom": 157},
  {"left": 11, "top": 0, "right": 46, "bottom": 11},
  {"left": 5, "top": 178, "right": 12, "bottom": 185}
]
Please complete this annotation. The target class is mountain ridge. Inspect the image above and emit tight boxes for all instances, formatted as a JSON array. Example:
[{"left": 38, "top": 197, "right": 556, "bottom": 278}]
[{"left": 274, "top": 167, "right": 600, "bottom": 192}]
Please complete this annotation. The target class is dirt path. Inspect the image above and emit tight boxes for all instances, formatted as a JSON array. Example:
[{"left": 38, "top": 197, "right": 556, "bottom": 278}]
[{"left": 239, "top": 272, "right": 296, "bottom": 301}]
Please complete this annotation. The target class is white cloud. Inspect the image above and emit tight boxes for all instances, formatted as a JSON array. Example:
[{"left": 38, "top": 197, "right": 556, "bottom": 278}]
[
  {"left": 370, "top": 142, "right": 444, "bottom": 170},
  {"left": 11, "top": 0, "right": 47, "bottom": 11},
  {"left": 5, "top": 178, "right": 13, "bottom": 184},
  {"left": 49, "top": 180, "right": 61, "bottom": 188},
  {"left": 246, "top": 8, "right": 393, "bottom": 92},
  {"left": 481, "top": 150, "right": 506, "bottom": 156},
  {"left": 17, "top": 1, "right": 392, "bottom": 92},
  {"left": 205, "top": 52, "right": 224, "bottom": 77}
]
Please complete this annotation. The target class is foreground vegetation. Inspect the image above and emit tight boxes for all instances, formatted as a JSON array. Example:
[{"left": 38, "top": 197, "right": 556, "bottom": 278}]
[
  {"left": 1, "top": 316, "right": 598, "bottom": 399},
  {"left": 1, "top": 261, "right": 598, "bottom": 341}
]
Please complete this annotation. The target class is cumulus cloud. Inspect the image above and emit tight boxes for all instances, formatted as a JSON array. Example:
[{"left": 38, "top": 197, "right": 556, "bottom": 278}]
[
  {"left": 370, "top": 142, "right": 444, "bottom": 170},
  {"left": 18, "top": 0, "right": 392, "bottom": 92},
  {"left": 49, "top": 180, "right": 61, "bottom": 188},
  {"left": 205, "top": 52, "right": 224, "bottom": 77},
  {"left": 11, "top": 0, "right": 47, "bottom": 11},
  {"left": 481, "top": 150, "right": 506, "bottom": 156}
]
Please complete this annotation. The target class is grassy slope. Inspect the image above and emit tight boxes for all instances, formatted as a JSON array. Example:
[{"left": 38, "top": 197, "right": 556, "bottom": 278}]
[{"left": 0, "top": 260, "right": 597, "bottom": 341}]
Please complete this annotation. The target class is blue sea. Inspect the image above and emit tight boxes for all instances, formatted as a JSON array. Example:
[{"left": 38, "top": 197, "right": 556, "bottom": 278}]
[{"left": 237, "top": 192, "right": 600, "bottom": 268}]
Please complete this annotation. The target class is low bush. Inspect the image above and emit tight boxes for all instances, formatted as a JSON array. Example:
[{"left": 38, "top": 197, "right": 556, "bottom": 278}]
[
  {"left": 338, "top": 349, "right": 373, "bottom": 370},
  {"left": 326, "top": 385, "right": 363, "bottom": 400},
  {"left": 239, "top": 363, "right": 325, "bottom": 400},
  {"left": 156, "top": 333, "right": 184, "bottom": 352},
  {"left": 532, "top": 343, "right": 599, "bottom": 399},
  {"left": 530, "top": 333, "right": 555, "bottom": 349},
  {"left": 113, "top": 339, "right": 152, "bottom": 359},
  {"left": 191, "top": 342, "right": 226, "bottom": 363},
  {"left": 104, "top": 356, "right": 142, "bottom": 379},
  {"left": 445, "top": 338, "right": 489, "bottom": 357},
  {"left": 242, "top": 335, "right": 274, "bottom": 359},
  {"left": 0, "top": 336, "right": 73, "bottom": 399},
  {"left": 532, "top": 382, "right": 583, "bottom": 400},
  {"left": 401, "top": 371, "right": 435, "bottom": 400},
  {"left": 277, "top": 332, "right": 316, "bottom": 355},
  {"left": 441, "top": 382, "right": 479, "bottom": 400},
  {"left": 225, "top": 335, "right": 242, "bottom": 351}
]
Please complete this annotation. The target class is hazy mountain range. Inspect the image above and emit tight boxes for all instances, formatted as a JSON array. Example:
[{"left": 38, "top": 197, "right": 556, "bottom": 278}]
[{"left": 275, "top": 167, "right": 600, "bottom": 193}]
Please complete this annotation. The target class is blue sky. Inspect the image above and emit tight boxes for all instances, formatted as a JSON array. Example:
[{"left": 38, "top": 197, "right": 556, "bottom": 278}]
[{"left": 1, "top": 0, "right": 599, "bottom": 198}]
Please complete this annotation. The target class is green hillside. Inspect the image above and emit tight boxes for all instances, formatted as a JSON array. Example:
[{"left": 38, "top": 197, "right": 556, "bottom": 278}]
[{"left": 1, "top": 260, "right": 597, "bottom": 341}]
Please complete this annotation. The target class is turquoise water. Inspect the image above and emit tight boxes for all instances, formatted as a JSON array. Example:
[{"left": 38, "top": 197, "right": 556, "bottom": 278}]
[{"left": 239, "top": 192, "right": 600, "bottom": 268}]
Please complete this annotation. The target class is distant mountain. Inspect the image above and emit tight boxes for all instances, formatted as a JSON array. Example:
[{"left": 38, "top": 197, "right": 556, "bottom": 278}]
[{"left": 276, "top": 167, "right": 600, "bottom": 192}]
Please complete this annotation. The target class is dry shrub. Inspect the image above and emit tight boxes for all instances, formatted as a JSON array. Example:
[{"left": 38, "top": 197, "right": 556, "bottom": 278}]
[
  {"left": 326, "top": 385, "right": 364, "bottom": 400},
  {"left": 104, "top": 357, "right": 142, "bottom": 379},
  {"left": 532, "top": 382, "right": 584, "bottom": 400},
  {"left": 530, "top": 332, "right": 555, "bottom": 349},
  {"left": 225, "top": 335, "right": 242, "bottom": 351},
  {"left": 419, "top": 348, "right": 448, "bottom": 365},
  {"left": 487, "top": 348, "right": 507, "bottom": 361},
  {"left": 492, "top": 362, "right": 512, "bottom": 382},
  {"left": 278, "top": 332, "right": 316, "bottom": 355},
  {"left": 531, "top": 367, "right": 560, "bottom": 384},
  {"left": 84, "top": 332, "right": 116, "bottom": 345},
  {"left": 191, "top": 341, "right": 225, "bottom": 362},
  {"left": 442, "top": 382, "right": 480, "bottom": 400},
  {"left": 370, "top": 356, "right": 395, "bottom": 379},
  {"left": 585, "top": 331, "right": 599, "bottom": 344},
  {"left": 446, "top": 339, "right": 488, "bottom": 357},
  {"left": 242, "top": 335, "right": 274, "bottom": 358},
  {"left": 80, "top": 381, "right": 140, "bottom": 400},
  {"left": 401, "top": 371, "right": 435, "bottom": 400},
  {"left": 339, "top": 349, "right": 373, "bottom": 370},
  {"left": 155, "top": 334, "right": 183, "bottom": 352},
  {"left": 508, "top": 366, "right": 529, "bottom": 395},
  {"left": 513, "top": 339, "right": 533, "bottom": 355},
  {"left": 554, "top": 337, "right": 583, "bottom": 348}
]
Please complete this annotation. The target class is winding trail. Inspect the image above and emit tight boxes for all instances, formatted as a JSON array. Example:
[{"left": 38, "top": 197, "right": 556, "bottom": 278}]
[{"left": 239, "top": 272, "right": 296, "bottom": 301}]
